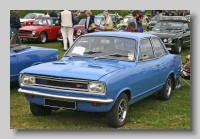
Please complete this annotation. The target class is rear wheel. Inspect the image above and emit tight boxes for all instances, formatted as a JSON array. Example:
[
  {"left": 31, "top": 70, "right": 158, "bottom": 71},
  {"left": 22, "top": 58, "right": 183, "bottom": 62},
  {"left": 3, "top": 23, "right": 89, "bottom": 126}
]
[
  {"left": 30, "top": 103, "right": 52, "bottom": 116},
  {"left": 158, "top": 76, "right": 172, "bottom": 100},
  {"left": 106, "top": 93, "right": 129, "bottom": 128}
]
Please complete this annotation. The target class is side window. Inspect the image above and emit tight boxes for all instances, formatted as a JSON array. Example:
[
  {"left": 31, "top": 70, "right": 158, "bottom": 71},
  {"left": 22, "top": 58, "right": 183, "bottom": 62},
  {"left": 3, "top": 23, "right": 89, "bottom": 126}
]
[
  {"left": 151, "top": 37, "right": 167, "bottom": 58},
  {"left": 139, "top": 38, "right": 154, "bottom": 61},
  {"left": 184, "top": 23, "right": 189, "bottom": 31}
]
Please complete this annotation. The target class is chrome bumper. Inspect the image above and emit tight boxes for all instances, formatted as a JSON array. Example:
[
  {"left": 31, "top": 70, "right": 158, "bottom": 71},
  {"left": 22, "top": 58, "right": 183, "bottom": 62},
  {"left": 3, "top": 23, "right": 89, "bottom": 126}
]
[
  {"left": 18, "top": 88, "right": 113, "bottom": 104},
  {"left": 19, "top": 36, "right": 38, "bottom": 39},
  {"left": 57, "top": 36, "right": 76, "bottom": 41}
]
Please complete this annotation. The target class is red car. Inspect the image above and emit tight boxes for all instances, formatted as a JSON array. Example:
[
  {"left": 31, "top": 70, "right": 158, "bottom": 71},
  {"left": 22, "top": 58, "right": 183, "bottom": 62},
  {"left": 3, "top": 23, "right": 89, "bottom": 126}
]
[
  {"left": 20, "top": 13, "right": 44, "bottom": 26},
  {"left": 57, "top": 17, "right": 117, "bottom": 45},
  {"left": 19, "top": 17, "right": 60, "bottom": 43}
]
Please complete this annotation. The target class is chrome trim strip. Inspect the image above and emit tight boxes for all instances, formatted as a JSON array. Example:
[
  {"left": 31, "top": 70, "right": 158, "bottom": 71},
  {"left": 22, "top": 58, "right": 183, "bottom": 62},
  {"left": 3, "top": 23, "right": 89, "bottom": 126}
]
[
  {"left": 19, "top": 36, "right": 38, "bottom": 39},
  {"left": 18, "top": 88, "right": 113, "bottom": 104}
]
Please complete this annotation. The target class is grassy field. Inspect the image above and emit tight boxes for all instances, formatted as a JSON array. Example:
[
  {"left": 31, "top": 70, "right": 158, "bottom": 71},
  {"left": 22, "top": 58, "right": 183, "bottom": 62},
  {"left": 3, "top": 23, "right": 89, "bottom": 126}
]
[{"left": 10, "top": 41, "right": 190, "bottom": 129}]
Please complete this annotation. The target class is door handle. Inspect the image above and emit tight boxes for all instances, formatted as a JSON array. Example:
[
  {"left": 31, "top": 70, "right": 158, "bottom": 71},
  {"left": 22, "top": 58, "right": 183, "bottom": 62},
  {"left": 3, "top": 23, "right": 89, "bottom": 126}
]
[{"left": 156, "top": 64, "right": 160, "bottom": 66}]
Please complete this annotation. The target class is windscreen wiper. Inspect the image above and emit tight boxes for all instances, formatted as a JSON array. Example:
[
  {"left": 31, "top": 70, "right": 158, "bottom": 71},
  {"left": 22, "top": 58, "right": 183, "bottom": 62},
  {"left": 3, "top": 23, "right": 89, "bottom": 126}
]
[
  {"left": 84, "top": 51, "right": 102, "bottom": 54},
  {"left": 109, "top": 53, "right": 128, "bottom": 57}
]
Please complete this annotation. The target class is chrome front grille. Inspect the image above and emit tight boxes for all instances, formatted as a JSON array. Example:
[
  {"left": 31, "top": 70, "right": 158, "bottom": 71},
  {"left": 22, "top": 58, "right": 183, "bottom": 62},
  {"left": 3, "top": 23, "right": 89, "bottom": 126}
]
[
  {"left": 19, "top": 30, "right": 32, "bottom": 34},
  {"left": 33, "top": 76, "right": 89, "bottom": 92}
]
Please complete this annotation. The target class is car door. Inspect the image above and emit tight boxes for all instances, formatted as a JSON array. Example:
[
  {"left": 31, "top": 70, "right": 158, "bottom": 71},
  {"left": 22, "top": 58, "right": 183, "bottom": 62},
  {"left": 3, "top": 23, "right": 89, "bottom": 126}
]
[
  {"left": 50, "top": 19, "right": 61, "bottom": 39},
  {"left": 151, "top": 37, "right": 169, "bottom": 86},
  {"left": 182, "top": 22, "right": 190, "bottom": 47},
  {"left": 134, "top": 38, "right": 161, "bottom": 95},
  {"left": 10, "top": 51, "right": 18, "bottom": 81}
]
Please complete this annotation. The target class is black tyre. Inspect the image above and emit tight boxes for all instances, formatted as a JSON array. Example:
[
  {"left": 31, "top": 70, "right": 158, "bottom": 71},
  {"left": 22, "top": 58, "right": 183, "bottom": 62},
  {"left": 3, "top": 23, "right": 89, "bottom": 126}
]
[
  {"left": 30, "top": 103, "right": 52, "bottom": 116},
  {"left": 158, "top": 76, "right": 172, "bottom": 100},
  {"left": 106, "top": 93, "right": 129, "bottom": 128},
  {"left": 174, "top": 40, "right": 182, "bottom": 54},
  {"left": 38, "top": 31, "right": 47, "bottom": 43}
]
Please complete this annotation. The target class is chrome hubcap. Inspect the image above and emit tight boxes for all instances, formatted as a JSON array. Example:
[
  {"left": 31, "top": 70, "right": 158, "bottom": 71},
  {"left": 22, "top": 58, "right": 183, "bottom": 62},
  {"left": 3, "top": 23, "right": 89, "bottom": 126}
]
[
  {"left": 41, "top": 34, "right": 46, "bottom": 42},
  {"left": 118, "top": 99, "right": 127, "bottom": 122},
  {"left": 166, "top": 79, "right": 172, "bottom": 96}
]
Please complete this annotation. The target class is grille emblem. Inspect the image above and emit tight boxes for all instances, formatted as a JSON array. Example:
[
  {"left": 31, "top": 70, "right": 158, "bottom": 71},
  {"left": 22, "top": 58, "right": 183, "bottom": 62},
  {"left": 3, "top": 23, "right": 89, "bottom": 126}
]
[{"left": 76, "top": 84, "right": 83, "bottom": 88}]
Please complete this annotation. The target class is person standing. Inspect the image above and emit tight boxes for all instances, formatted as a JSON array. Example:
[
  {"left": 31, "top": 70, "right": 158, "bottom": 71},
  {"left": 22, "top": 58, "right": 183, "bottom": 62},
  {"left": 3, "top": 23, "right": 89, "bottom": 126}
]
[
  {"left": 44, "top": 11, "right": 50, "bottom": 17},
  {"left": 85, "top": 10, "right": 95, "bottom": 33},
  {"left": 10, "top": 10, "right": 22, "bottom": 45},
  {"left": 49, "top": 10, "right": 57, "bottom": 17},
  {"left": 103, "top": 10, "right": 113, "bottom": 31},
  {"left": 123, "top": 22, "right": 139, "bottom": 32},
  {"left": 77, "top": 10, "right": 87, "bottom": 24},
  {"left": 127, "top": 10, "right": 139, "bottom": 28},
  {"left": 59, "top": 10, "right": 76, "bottom": 51},
  {"left": 136, "top": 14, "right": 144, "bottom": 32},
  {"left": 165, "top": 10, "right": 169, "bottom": 16}
]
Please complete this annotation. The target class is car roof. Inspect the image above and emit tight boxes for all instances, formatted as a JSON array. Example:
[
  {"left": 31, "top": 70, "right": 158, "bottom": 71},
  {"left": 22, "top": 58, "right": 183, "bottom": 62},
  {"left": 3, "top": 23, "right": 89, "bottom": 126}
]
[
  {"left": 35, "top": 17, "right": 59, "bottom": 19},
  {"left": 82, "top": 32, "right": 158, "bottom": 41},
  {"left": 158, "top": 19, "right": 189, "bottom": 23}
]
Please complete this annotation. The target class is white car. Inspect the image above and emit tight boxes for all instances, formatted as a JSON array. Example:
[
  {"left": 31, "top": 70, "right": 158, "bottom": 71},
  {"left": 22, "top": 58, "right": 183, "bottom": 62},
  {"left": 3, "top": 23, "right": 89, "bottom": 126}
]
[{"left": 20, "top": 13, "right": 44, "bottom": 26}]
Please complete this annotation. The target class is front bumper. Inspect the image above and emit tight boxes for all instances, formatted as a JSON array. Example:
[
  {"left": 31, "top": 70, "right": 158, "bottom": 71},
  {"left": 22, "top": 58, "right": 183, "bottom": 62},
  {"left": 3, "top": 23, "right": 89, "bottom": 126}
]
[
  {"left": 163, "top": 43, "right": 176, "bottom": 51},
  {"left": 18, "top": 88, "right": 113, "bottom": 104},
  {"left": 19, "top": 34, "right": 38, "bottom": 39}
]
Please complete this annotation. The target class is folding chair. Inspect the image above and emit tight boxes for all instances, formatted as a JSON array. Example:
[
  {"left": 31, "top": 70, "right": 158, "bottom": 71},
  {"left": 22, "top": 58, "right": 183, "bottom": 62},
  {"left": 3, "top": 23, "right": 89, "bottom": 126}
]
[{"left": 179, "top": 69, "right": 190, "bottom": 87}]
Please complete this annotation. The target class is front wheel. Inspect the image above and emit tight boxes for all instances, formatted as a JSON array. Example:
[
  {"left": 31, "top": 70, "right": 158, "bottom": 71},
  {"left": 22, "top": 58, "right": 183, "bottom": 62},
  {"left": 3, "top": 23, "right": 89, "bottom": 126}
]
[
  {"left": 106, "top": 93, "right": 129, "bottom": 128},
  {"left": 158, "top": 76, "right": 172, "bottom": 100},
  {"left": 38, "top": 31, "right": 47, "bottom": 43},
  {"left": 174, "top": 40, "right": 182, "bottom": 54},
  {"left": 30, "top": 103, "right": 52, "bottom": 116}
]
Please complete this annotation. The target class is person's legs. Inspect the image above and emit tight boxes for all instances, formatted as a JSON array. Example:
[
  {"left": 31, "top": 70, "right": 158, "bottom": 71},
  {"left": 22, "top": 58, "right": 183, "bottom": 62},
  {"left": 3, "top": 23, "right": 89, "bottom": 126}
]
[
  {"left": 61, "top": 27, "right": 68, "bottom": 50},
  {"left": 16, "top": 29, "right": 22, "bottom": 45},
  {"left": 10, "top": 28, "right": 18, "bottom": 45},
  {"left": 67, "top": 27, "right": 74, "bottom": 48}
]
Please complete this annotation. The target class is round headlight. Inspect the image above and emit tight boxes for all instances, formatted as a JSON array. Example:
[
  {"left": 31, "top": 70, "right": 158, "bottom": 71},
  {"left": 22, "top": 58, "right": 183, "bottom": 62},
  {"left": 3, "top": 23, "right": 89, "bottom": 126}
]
[
  {"left": 32, "top": 30, "right": 36, "bottom": 35},
  {"left": 163, "top": 38, "right": 167, "bottom": 42},
  {"left": 168, "top": 38, "right": 172, "bottom": 43},
  {"left": 21, "top": 75, "right": 35, "bottom": 85},
  {"left": 77, "top": 30, "right": 81, "bottom": 35},
  {"left": 88, "top": 82, "right": 105, "bottom": 94}
]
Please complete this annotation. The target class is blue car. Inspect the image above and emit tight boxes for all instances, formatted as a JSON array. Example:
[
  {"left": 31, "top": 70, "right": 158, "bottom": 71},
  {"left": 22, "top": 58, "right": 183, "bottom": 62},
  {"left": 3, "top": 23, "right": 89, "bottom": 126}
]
[
  {"left": 10, "top": 44, "right": 58, "bottom": 82},
  {"left": 18, "top": 32, "right": 182, "bottom": 128}
]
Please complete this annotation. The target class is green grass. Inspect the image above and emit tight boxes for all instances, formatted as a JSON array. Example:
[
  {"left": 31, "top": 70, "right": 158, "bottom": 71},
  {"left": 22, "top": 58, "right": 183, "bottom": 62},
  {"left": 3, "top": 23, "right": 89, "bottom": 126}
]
[{"left": 10, "top": 41, "right": 190, "bottom": 129}]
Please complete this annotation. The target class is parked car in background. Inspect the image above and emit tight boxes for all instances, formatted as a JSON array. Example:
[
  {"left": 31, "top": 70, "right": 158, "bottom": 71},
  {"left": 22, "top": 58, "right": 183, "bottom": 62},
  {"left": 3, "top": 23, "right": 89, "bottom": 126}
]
[
  {"left": 147, "top": 15, "right": 167, "bottom": 31},
  {"left": 18, "top": 32, "right": 182, "bottom": 128},
  {"left": 96, "top": 13, "right": 123, "bottom": 24},
  {"left": 185, "top": 15, "right": 190, "bottom": 22},
  {"left": 19, "top": 17, "right": 60, "bottom": 43},
  {"left": 116, "top": 14, "right": 149, "bottom": 31},
  {"left": 20, "top": 13, "right": 44, "bottom": 26},
  {"left": 57, "top": 17, "right": 117, "bottom": 45},
  {"left": 146, "top": 19, "right": 190, "bottom": 54},
  {"left": 10, "top": 44, "right": 58, "bottom": 82}
]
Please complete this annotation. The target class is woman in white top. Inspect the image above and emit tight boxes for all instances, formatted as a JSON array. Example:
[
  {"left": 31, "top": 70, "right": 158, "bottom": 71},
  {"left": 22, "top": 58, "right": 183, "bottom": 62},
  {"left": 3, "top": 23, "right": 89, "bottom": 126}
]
[{"left": 44, "top": 11, "right": 50, "bottom": 17}]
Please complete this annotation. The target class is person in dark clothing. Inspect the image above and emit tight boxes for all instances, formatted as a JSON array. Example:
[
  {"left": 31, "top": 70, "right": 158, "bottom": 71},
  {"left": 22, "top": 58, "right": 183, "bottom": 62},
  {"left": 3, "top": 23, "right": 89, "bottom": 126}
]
[
  {"left": 10, "top": 10, "right": 22, "bottom": 45},
  {"left": 85, "top": 10, "right": 95, "bottom": 33},
  {"left": 180, "top": 10, "right": 190, "bottom": 16},
  {"left": 77, "top": 10, "right": 87, "bottom": 24},
  {"left": 136, "top": 14, "right": 144, "bottom": 32},
  {"left": 70, "top": 10, "right": 77, "bottom": 25},
  {"left": 165, "top": 10, "right": 169, "bottom": 16},
  {"left": 49, "top": 10, "right": 57, "bottom": 17}
]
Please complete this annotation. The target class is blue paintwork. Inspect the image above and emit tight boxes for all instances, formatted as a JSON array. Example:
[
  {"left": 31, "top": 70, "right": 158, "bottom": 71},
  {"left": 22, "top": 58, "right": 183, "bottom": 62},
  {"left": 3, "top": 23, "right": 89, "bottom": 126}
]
[
  {"left": 10, "top": 46, "right": 58, "bottom": 82},
  {"left": 19, "top": 32, "right": 182, "bottom": 113}
]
